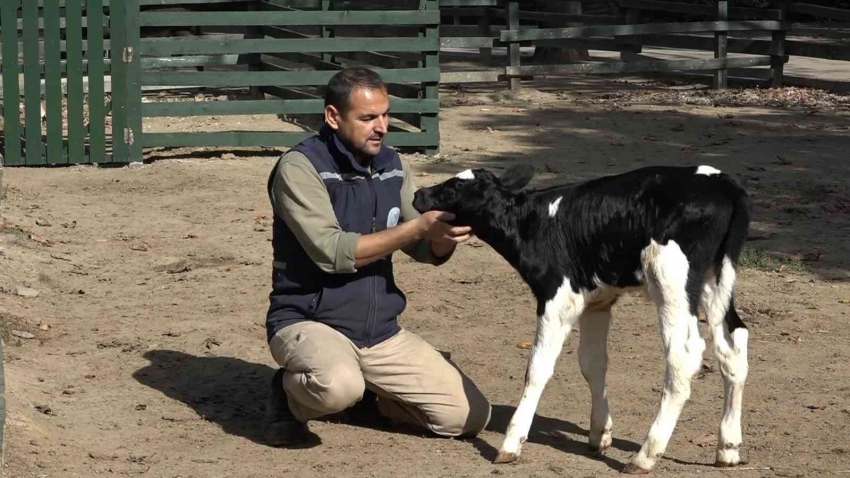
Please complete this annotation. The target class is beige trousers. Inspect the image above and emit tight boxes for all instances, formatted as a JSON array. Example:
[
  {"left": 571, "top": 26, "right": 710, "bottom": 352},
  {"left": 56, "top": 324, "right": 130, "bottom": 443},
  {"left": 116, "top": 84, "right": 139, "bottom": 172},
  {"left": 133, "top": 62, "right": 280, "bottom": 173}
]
[{"left": 269, "top": 321, "right": 491, "bottom": 438}]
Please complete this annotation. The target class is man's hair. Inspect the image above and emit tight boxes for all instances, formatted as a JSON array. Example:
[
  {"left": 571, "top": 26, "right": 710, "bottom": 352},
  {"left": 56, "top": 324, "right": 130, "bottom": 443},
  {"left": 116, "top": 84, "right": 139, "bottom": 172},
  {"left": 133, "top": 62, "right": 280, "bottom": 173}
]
[{"left": 324, "top": 67, "right": 387, "bottom": 114}]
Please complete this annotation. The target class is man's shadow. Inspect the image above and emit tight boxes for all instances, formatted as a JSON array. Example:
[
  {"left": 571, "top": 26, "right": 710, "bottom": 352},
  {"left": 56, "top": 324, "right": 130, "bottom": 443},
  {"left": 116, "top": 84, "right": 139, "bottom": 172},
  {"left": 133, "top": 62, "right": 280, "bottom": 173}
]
[
  {"left": 132, "top": 350, "right": 437, "bottom": 447},
  {"left": 133, "top": 349, "right": 639, "bottom": 470},
  {"left": 473, "top": 405, "right": 640, "bottom": 471}
]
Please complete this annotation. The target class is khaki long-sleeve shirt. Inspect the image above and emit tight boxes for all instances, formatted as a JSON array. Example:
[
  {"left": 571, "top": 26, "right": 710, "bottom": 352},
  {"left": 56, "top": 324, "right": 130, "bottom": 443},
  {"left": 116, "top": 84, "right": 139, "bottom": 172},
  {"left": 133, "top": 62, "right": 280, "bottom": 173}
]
[{"left": 269, "top": 151, "right": 452, "bottom": 274}]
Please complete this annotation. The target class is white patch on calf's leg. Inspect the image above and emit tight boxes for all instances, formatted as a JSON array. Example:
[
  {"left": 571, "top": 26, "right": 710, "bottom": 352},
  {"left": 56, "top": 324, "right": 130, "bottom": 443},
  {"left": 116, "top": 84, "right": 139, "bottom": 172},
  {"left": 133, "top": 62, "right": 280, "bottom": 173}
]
[
  {"left": 578, "top": 309, "right": 613, "bottom": 454},
  {"left": 703, "top": 257, "right": 748, "bottom": 467},
  {"left": 631, "top": 240, "right": 705, "bottom": 472},
  {"left": 497, "top": 278, "right": 584, "bottom": 462},
  {"left": 697, "top": 165, "right": 721, "bottom": 176},
  {"left": 548, "top": 196, "right": 563, "bottom": 218},
  {"left": 455, "top": 169, "right": 475, "bottom": 180}
]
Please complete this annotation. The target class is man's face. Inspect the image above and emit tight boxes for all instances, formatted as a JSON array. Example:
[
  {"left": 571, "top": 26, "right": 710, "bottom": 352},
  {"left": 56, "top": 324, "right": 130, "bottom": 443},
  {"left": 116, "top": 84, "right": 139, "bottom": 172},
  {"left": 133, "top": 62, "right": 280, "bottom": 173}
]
[{"left": 325, "top": 87, "right": 390, "bottom": 160}]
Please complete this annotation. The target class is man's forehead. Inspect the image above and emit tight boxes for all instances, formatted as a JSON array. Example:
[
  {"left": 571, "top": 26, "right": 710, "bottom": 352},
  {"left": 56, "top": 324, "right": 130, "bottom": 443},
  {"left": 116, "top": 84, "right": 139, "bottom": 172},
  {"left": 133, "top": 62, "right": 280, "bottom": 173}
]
[{"left": 348, "top": 87, "right": 389, "bottom": 111}]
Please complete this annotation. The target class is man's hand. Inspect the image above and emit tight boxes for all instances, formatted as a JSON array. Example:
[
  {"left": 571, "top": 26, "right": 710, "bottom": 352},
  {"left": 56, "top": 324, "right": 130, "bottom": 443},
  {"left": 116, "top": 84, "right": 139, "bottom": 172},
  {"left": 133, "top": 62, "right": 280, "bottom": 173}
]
[{"left": 415, "top": 211, "right": 472, "bottom": 244}]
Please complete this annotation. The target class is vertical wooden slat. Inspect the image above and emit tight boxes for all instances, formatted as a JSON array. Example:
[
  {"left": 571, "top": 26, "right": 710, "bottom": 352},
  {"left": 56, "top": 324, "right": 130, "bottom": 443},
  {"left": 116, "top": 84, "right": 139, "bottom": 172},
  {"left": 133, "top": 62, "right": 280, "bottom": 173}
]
[
  {"left": 508, "top": 1, "right": 520, "bottom": 92},
  {"left": 771, "top": 0, "right": 787, "bottom": 87},
  {"left": 88, "top": 0, "right": 107, "bottom": 163},
  {"left": 1, "top": 0, "right": 22, "bottom": 165},
  {"left": 22, "top": 0, "right": 45, "bottom": 164},
  {"left": 478, "top": 6, "right": 491, "bottom": 66},
  {"left": 422, "top": 0, "right": 439, "bottom": 155},
  {"left": 714, "top": 0, "right": 728, "bottom": 89},
  {"left": 110, "top": 0, "right": 129, "bottom": 162},
  {"left": 126, "top": 0, "right": 143, "bottom": 162},
  {"left": 321, "top": 0, "right": 332, "bottom": 64},
  {"left": 44, "top": 0, "right": 64, "bottom": 164},
  {"left": 619, "top": 8, "right": 642, "bottom": 61},
  {"left": 65, "top": 0, "right": 86, "bottom": 162}
]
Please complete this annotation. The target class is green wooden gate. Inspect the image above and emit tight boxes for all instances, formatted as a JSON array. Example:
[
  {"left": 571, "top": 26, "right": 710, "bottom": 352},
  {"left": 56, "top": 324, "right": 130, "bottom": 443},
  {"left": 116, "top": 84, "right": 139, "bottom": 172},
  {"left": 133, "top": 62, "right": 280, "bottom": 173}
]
[
  {"left": 2, "top": 0, "right": 441, "bottom": 165},
  {"left": 0, "top": 0, "right": 132, "bottom": 166}
]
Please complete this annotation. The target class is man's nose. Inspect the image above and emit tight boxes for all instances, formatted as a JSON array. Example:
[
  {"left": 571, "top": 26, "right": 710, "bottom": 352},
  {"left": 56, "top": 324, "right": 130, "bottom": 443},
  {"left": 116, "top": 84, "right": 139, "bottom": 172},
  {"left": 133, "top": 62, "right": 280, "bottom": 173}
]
[{"left": 374, "top": 116, "right": 388, "bottom": 134}]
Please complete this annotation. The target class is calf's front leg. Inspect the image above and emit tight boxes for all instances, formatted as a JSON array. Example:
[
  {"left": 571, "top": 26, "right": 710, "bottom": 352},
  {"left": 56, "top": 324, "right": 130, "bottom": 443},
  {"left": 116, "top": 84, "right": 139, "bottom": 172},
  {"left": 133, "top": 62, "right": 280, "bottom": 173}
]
[{"left": 495, "top": 282, "right": 584, "bottom": 464}]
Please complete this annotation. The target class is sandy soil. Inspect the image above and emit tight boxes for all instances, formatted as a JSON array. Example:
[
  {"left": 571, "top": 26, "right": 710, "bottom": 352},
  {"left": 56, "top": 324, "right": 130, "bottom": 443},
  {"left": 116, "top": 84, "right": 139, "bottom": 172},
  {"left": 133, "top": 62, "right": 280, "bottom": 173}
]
[{"left": 2, "top": 76, "right": 849, "bottom": 478}]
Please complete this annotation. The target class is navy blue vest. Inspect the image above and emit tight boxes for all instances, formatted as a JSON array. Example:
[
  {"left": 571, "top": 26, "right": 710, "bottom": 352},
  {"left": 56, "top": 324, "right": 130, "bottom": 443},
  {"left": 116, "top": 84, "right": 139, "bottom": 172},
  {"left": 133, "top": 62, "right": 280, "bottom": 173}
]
[{"left": 266, "top": 126, "right": 407, "bottom": 348}]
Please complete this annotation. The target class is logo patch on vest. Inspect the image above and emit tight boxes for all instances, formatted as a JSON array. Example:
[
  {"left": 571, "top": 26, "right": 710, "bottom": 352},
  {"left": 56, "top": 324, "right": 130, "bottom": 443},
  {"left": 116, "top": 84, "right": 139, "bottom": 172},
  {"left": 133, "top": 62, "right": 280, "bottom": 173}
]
[{"left": 387, "top": 207, "right": 401, "bottom": 228}]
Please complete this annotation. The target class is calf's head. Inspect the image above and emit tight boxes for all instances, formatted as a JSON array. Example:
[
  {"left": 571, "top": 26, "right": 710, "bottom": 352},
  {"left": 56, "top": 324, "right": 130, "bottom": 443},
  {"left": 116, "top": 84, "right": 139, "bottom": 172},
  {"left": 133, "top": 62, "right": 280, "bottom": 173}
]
[{"left": 412, "top": 164, "right": 534, "bottom": 226}]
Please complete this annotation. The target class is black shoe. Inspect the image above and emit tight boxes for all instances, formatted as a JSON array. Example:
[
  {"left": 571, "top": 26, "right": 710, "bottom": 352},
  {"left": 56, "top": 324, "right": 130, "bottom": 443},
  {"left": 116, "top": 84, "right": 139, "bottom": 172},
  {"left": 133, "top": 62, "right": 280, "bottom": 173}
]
[
  {"left": 263, "top": 368, "right": 320, "bottom": 447},
  {"left": 344, "top": 389, "right": 394, "bottom": 429}
]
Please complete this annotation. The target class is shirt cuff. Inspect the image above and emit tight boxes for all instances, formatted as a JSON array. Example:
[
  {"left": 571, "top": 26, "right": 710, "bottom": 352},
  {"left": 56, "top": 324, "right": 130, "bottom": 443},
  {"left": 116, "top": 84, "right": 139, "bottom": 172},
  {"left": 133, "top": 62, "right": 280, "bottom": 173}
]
[{"left": 334, "top": 231, "right": 360, "bottom": 273}]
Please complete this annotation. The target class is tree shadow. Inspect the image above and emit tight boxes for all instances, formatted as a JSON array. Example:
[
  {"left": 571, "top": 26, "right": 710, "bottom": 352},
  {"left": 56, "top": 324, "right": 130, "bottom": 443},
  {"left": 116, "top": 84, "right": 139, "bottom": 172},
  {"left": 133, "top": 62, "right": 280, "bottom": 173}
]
[{"left": 469, "top": 404, "right": 641, "bottom": 472}]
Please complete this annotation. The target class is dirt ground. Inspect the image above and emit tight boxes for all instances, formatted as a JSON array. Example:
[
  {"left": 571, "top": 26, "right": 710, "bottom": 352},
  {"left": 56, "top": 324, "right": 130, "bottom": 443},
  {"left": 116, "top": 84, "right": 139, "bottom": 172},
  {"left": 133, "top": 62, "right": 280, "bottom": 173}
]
[{"left": 2, "top": 76, "right": 849, "bottom": 478}]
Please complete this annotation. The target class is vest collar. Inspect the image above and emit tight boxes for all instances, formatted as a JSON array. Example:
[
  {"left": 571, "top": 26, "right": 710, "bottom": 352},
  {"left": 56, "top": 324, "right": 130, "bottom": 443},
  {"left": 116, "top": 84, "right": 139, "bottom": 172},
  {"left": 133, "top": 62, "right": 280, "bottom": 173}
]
[{"left": 320, "top": 124, "right": 394, "bottom": 174}]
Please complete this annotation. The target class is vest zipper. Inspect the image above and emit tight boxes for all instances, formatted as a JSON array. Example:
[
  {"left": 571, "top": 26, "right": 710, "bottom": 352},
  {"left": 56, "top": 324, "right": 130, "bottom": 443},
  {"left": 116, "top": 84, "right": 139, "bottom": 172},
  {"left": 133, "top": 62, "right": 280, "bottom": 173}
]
[{"left": 363, "top": 172, "right": 379, "bottom": 347}]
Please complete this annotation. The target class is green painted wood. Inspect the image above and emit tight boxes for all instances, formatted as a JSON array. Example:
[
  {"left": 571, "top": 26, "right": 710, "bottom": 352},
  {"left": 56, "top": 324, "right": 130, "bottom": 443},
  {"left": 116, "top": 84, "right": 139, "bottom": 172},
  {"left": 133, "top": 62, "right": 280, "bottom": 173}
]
[
  {"left": 65, "top": 0, "right": 85, "bottom": 164},
  {"left": 126, "top": 0, "right": 143, "bottom": 162},
  {"left": 14, "top": 15, "right": 108, "bottom": 31},
  {"left": 140, "top": 131, "right": 439, "bottom": 148},
  {"left": 89, "top": 0, "right": 108, "bottom": 163},
  {"left": 110, "top": 0, "right": 129, "bottom": 163},
  {"left": 505, "top": 56, "right": 774, "bottom": 76},
  {"left": 140, "top": 68, "right": 440, "bottom": 87},
  {"left": 35, "top": 0, "right": 249, "bottom": 5},
  {"left": 439, "top": 0, "right": 500, "bottom": 6},
  {"left": 43, "top": 0, "right": 64, "bottom": 164},
  {"left": 501, "top": 21, "right": 788, "bottom": 42},
  {"left": 22, "top": 0, "right": 45, "bottom": 164},
  {"left": 422, "top": 0, "right": 439, "bottom": 154},
  {"left": 0, "top": 39, "right": 112, "bottom": 60},
  {"left": 1, "top": 0, "right": 22, "bottom": 165},
  {"left": 139, "top": 37, "right": 439, "bottom": 56},
  {"left": 138, "top": 10, "right": 440, "bottom": 26},
  {"left": 141, "top": 98, "right": 439, "bottom": 117}
]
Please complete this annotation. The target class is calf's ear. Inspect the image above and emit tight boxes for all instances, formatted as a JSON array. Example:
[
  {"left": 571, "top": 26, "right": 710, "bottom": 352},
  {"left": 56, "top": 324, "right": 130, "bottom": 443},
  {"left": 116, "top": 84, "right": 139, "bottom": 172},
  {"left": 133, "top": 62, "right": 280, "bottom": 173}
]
[{"left": 499, "top": 164, "right": 534, "bottom": 191}]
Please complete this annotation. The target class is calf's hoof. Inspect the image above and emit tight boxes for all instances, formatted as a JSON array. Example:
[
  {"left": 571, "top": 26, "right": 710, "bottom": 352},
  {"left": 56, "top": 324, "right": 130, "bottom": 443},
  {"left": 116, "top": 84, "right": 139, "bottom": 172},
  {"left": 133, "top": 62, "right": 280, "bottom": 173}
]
[
  {"left": 587, "top": 443, "right": 610, "bottom": 457},
  {"left": 622, "top": 463, "right": 652, "bottom": 475},
  {"left": 493, "top": 451, "right": 519, "bottom": 464}
]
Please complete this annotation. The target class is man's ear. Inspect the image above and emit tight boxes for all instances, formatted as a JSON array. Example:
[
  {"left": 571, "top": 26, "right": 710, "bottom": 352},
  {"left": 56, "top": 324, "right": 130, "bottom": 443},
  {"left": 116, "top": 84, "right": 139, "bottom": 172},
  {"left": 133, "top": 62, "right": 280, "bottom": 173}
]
[
  {"left": 499, "top": 164, "right": 534, "bottom": 191},
  {"left": 324, "top": 105, "right": 341, "bottom": 131}
]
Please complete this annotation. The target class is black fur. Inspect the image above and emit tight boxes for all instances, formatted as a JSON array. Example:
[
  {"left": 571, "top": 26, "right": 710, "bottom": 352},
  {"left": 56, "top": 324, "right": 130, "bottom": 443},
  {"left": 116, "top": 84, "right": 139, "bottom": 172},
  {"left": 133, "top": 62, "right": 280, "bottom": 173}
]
[{"left": 413, "top": 165, "right": 751, "bottom": 329}]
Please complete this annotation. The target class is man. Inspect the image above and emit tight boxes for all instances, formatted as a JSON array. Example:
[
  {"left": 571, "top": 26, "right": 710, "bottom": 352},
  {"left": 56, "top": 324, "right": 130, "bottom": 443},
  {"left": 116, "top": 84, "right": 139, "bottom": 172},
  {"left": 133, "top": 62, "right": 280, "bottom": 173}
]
[{"left": 263, "top": 67, "right": 492, "bottom": 446}]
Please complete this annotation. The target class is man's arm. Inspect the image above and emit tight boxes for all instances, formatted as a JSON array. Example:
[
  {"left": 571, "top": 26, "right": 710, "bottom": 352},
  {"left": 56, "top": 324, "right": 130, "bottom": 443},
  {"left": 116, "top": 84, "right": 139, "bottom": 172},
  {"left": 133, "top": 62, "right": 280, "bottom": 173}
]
[
  {"left": 270, "top": 152, "right": 469, "bottom": 273},
  {"left": 398, "top": 159, "right": 460, "bottom": 265}
]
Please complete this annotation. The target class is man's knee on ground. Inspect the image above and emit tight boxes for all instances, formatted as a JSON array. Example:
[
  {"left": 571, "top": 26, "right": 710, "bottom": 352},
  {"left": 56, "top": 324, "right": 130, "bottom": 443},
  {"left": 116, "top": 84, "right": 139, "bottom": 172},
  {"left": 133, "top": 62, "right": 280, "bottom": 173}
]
[{"left": 287, "top": 367, "right": 365, "bottom": 415}]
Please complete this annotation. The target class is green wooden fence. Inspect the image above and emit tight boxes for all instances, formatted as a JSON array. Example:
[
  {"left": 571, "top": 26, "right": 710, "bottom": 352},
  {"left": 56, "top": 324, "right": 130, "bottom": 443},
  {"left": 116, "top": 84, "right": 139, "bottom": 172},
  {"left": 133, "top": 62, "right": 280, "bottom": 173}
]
[
  {"left": 1, "top": 0, "right": 441, "bottom": 165},
  {"left": 1, "top": 0, "right": 127, "bottom": 166}
]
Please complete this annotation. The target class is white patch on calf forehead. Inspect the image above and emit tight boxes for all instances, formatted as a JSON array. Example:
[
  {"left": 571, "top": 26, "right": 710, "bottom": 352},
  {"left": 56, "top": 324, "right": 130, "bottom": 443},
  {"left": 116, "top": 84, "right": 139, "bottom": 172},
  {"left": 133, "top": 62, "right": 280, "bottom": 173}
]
[
  {"left": 455, "top": 169, "right": 475, "bottom": 180},
  {"left": 696, "top": 165, "right": 721, "bottom": 176}
]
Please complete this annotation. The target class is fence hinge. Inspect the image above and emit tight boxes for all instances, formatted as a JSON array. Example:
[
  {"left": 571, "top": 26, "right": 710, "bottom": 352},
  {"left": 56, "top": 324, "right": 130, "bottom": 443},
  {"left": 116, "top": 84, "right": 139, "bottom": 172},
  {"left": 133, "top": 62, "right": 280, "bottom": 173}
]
[
  {"left": 122, "top": 46, "right": 134, "bottom": 63},
  {"left": 124, "top": 128, "right": 135, "bottom": 145}
]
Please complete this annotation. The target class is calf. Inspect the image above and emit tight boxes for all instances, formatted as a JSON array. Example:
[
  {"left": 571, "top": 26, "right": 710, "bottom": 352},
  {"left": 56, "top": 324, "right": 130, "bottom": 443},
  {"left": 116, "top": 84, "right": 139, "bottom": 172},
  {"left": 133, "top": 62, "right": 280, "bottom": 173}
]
[{"left": 413, "top": 164, "right": 751, "bottom": 473}]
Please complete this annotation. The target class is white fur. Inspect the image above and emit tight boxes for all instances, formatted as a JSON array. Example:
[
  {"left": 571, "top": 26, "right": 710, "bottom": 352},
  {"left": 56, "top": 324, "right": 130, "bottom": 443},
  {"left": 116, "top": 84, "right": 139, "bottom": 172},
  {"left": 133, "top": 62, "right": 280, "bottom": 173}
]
[
  {"left": 631, "top": 239, "right": 706, "bottom": 471},
  {"left": 499, "top": 278, "right": 584, "bottom": 457},
  {"left": 579, "top": 310, "right": 614, "bottom": 452},
  {"left": 701, "top": 257, "right": 748, "bottom": 466},
  {"left": 455, "top": 169, "right": 475, "bottom": 180},
  {"left": 548, "top": 196, "right": 563, "bottom": 218},
  {"left": 697, "top": 165, "right": 721, "bottom": 176}
]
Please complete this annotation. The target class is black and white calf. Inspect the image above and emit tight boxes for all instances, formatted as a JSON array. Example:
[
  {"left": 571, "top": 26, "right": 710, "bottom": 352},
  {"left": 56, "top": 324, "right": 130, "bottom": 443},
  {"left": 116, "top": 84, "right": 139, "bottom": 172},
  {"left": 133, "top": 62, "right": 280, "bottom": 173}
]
[{"left": 413, "top": 164, "right": 751, "bottom": 473}]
